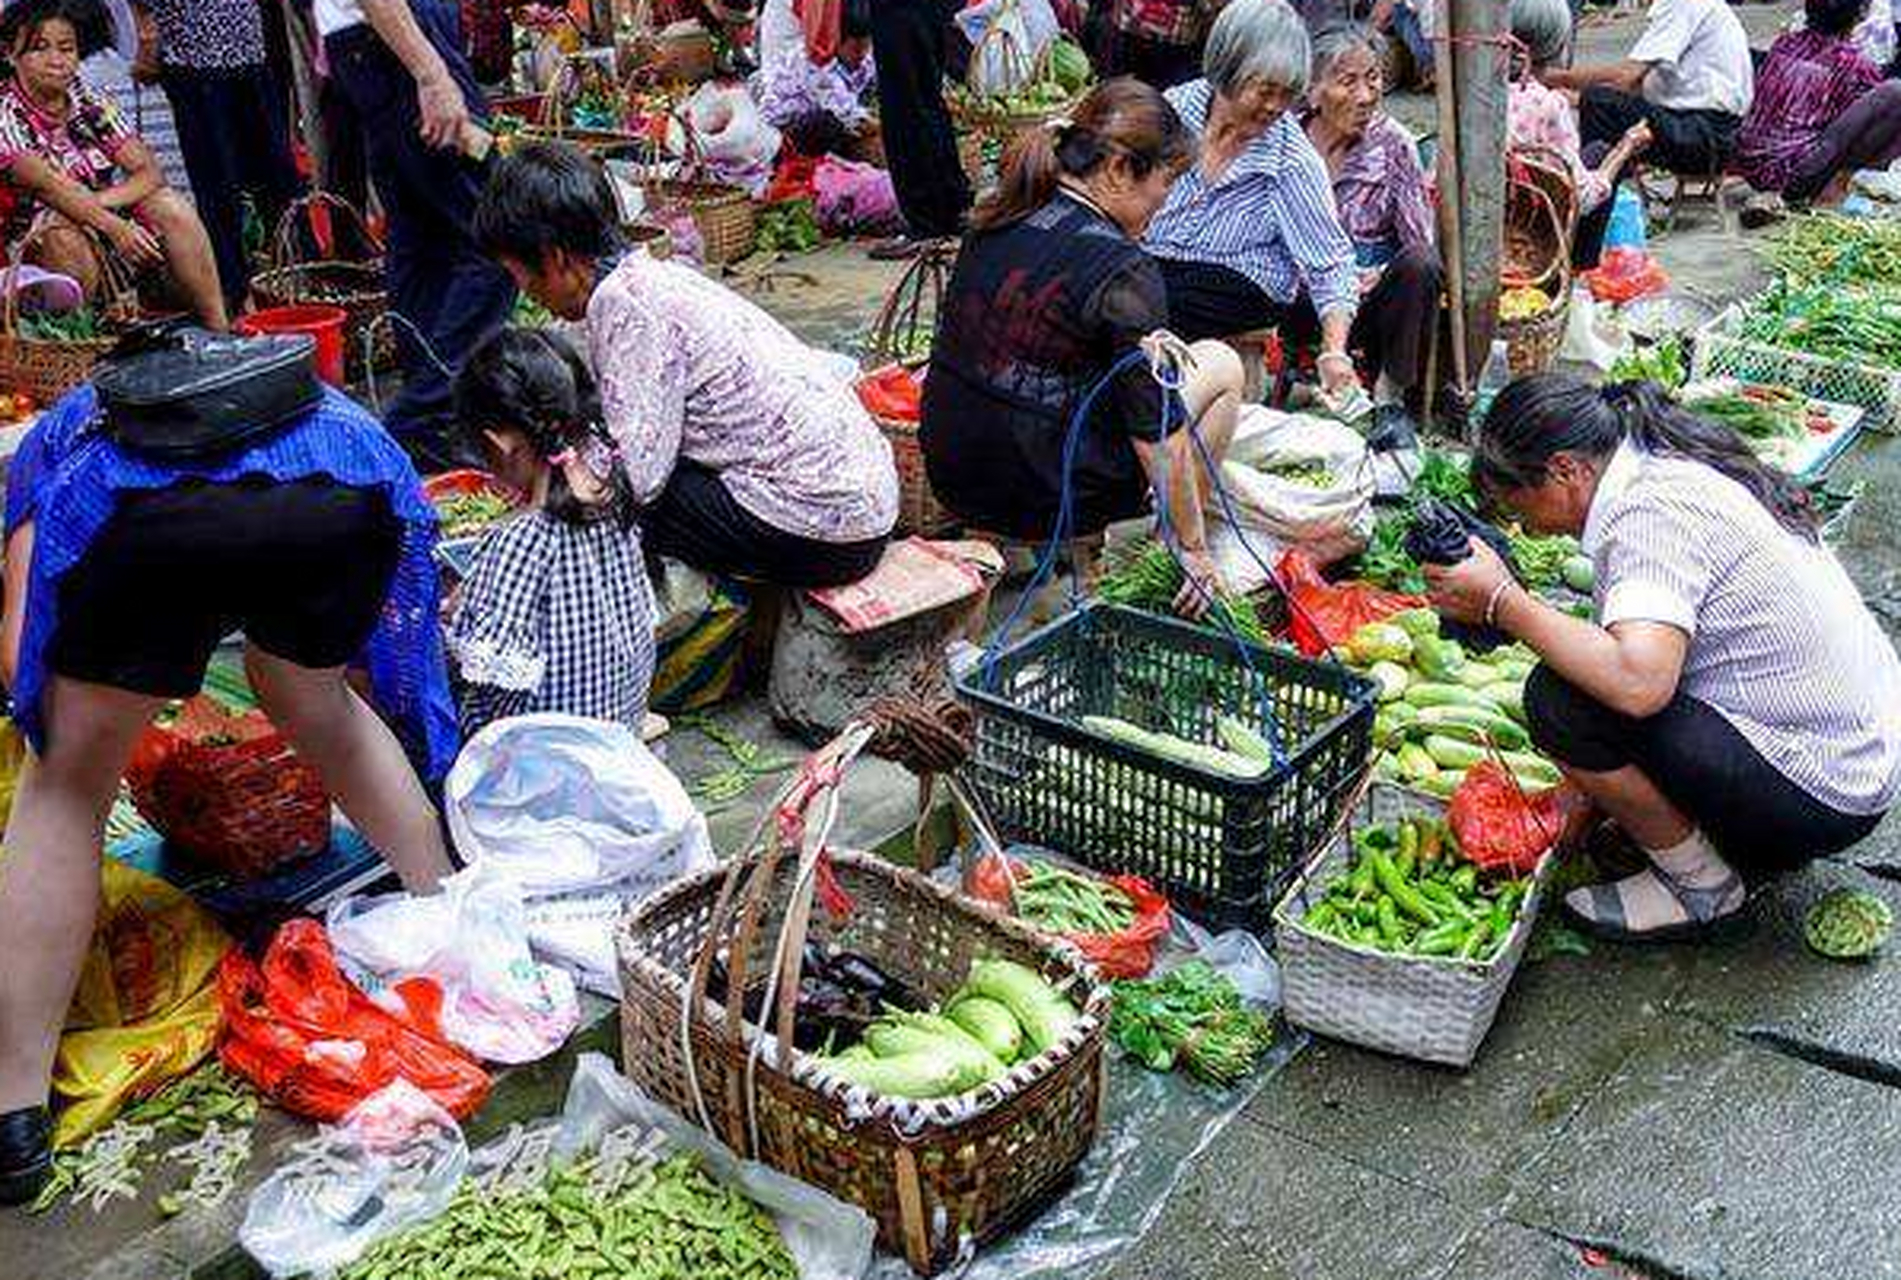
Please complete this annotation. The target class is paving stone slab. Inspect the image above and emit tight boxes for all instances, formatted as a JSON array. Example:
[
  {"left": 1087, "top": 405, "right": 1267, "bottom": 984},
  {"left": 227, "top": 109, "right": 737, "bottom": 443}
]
[
  {"left": 1097, "top": 1123, "right": 1485, "bottom": 1280},
  {"left": 1245, "top": 943, "right": 1685, "bottom": 1210},
  {"left": 1666, "top": 861, "right": 1901, "bottom": 1082},
  {"left": 1439, "top": 1220, "right": 1632, "bottom": 1280},
  {"left": 1509, "top": 1017, "right": 1901, "bottom": 1280}
]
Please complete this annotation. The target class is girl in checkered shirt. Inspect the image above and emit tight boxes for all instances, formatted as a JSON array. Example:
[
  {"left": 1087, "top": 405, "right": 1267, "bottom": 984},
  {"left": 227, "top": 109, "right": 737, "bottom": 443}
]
[{"left": 447, "top": 327, "right": 658, "bottom": 739}]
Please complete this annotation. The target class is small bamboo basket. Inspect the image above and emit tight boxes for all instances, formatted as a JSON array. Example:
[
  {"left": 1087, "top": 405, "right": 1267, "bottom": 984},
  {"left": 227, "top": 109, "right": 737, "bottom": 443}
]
[
  {"left": 1498, "top": 146, "right": 1578, "bottom": 377},
  {"left": 0, "top": 215, "right": 133, "bottom": 403},
  {"left": 955, "top": 12, "right": 1087, "bottom": 146},
  {"left": 618, "top": 726, "right": 1110, "bottom": 1274},
  {"left": 636, "top": 121, "right": 757, "bottom": 265},
  {"left": 251, "top": 193, "right": 392, "bottom": 376}
]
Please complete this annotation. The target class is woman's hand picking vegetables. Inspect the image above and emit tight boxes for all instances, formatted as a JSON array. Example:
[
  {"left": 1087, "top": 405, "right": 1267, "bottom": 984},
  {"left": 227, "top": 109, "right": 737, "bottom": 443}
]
[
  {"left": 1424, "top": 536, "right": 1517, "bottom": 626},
  {"left": 1174, "top": 545, "right": 1225, "bottom": 620}
]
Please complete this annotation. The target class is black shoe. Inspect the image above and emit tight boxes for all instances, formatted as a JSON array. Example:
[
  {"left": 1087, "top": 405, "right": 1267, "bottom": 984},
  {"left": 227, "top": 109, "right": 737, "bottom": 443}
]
[{"left": 0, "top": 1106, "right": 51, "bottom": 1207}]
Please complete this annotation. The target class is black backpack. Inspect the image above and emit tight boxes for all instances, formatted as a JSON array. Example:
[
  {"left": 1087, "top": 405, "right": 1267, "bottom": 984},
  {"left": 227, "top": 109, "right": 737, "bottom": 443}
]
[{"left": 88, "top": 321, "right": 324, "bottom": 460}]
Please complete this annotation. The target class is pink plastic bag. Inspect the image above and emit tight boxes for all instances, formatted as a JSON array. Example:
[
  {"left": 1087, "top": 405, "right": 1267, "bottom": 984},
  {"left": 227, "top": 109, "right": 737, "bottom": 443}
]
[{"left": 813, "top": 157, "right": 899, "bottom": 234}]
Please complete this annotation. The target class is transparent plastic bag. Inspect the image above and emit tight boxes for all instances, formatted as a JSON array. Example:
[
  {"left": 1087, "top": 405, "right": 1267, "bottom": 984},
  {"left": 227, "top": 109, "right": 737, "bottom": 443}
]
[
  {"left": 239, "top": 1079, "right": 468, "bottom": 1278},
  {"left": 555, "top": 1053, "right": 875, "bottom": 1280}
]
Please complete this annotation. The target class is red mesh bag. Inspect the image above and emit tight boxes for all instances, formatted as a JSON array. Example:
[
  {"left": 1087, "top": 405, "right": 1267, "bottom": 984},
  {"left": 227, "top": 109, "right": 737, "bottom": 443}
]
[
  {"left": 1448, "top": 762, "right": 1584, "bottom": 875},
  {"left": 966, "top": 853, "right": 1173, "bottom": 980},
  {"left": 125, "top": 697, "right": 330, "bottom": 879}
]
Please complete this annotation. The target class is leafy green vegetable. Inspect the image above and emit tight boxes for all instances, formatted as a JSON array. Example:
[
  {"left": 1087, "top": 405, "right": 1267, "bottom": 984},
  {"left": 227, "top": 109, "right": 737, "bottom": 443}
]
[
  {"left": 1414, "top": 450, "right": 1477, "bottom": 513},
  {"left": 1769, "top": 212, "right": 1901, "bottom": 291},
  {"left": 1506, "top": 531, "right": 1584, "bottom": 591},
  {"left": 1360, "top": 510, "right": 1427, "bottom": 594},
  {"left": 1608, "top": 334, "right": 1686, "bottom": 391},
  {"left": 753, "top": 198, "right": 822, "bottom": 255},
  {"left": 19, "top": 306, "right": 103, "bottom": 342},
  {"left": 1109, "top": 960, "right": 1274, "bottom": 1086},
  {"left": 1737, "top": 281, "right": 1901, "bottom": 365},
  {"left": 1095, "top": 539, "right": 1273, "bottom": 647}
]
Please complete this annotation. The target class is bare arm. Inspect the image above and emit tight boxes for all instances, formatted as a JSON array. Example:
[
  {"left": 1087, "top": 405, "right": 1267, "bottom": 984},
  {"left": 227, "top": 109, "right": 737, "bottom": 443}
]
[
  {"left": 3, "top": 152, "right": 163, "bottom": 262},
  {"left": 94, "top": 137, "right": 164, "bottom": 210},
  {"left": 360, "top": 0, "right": 470, "bottom": 148},
  {"left": 1540, "top": 60, "right": 1651, "bottom": 96}
]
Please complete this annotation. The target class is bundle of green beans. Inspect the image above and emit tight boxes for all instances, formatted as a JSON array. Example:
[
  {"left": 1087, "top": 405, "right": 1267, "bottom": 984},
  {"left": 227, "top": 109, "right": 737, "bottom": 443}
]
[
  {"left": 1096, "top": 539, "right": 1271, "bottom": 647},
  {"left": 339, "top": 1151, "right": 796, "bottom": 1280},
  {"left": 1738, "top": 283, "right": 1901, "bottom": 366},
  {"left": 1012, "top": 859, "right": 1138, "bottom": 934},
  {"left": 1769, "top": 213, "right": 1901, "bottom": 290}
]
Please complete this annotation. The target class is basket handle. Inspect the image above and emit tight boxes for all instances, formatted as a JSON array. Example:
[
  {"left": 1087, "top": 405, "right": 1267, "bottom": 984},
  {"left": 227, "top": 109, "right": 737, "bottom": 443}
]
[
  {"left": 268, "top": 191, "right": 384, "bottom": 270},
  {"left": 965, "top": 0, "right": 1033, "bottom": 100},
  {"left": 867, "top": 239, "right": 953, "bottom": 367}
]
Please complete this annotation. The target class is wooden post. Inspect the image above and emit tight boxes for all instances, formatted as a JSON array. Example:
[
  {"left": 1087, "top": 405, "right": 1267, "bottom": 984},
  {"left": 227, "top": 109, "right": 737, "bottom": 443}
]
[{"left": 1449, "top": 0, "right": 1510, "bottom": 424}]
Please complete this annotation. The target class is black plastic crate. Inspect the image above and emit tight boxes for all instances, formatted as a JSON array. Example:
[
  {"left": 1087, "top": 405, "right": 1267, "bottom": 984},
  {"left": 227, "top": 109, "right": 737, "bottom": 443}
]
[{"left": 954, "top": 603, "right": 1378, "bottom": 932}]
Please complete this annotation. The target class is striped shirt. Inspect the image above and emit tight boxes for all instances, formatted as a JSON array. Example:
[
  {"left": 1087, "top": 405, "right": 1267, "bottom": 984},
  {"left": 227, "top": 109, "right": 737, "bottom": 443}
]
[
  {"left": 1144, "top": 80, "right": 1361, "bottom": 317},
  {"left": 1583, "top": 441, "right": 1901, "bottom": 815}
]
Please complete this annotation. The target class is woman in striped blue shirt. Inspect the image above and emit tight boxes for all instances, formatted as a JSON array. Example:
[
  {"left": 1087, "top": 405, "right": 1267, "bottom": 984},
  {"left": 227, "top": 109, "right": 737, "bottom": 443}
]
[
  {"left": 1144, "top": 0, "right": 1366, "bottom": 410},
  {"left": 1426, "top": 373, "right": 1901, "bottom": 942}
]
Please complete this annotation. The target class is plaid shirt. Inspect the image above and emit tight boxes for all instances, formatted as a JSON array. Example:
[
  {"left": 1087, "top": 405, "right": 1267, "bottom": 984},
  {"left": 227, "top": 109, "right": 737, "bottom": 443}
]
[
  {"left": 1735, "top": 31, "right": 1881, "bottom": 193},
  {"left": 450, "top": 509, "right": 657, "bottom": 739},
  {"left": 1308, "top": 110, "right": 1435, "bottom": 268}
]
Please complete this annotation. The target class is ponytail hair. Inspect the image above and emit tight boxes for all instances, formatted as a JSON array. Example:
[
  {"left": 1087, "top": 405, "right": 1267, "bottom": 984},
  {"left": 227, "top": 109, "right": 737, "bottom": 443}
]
[
  {"left": 969, "top": 77, "right": 1193, "bottom": 233},
  {"left": 453, "top": 327, "right": 638, "bottom": 531},
  {"left": 1474, "top": 372, "right": 1819, "bottom": 539}
]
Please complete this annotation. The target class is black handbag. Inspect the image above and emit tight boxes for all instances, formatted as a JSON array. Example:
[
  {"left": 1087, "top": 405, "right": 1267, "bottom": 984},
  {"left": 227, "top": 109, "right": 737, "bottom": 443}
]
[{"left": 89, "top": 321, "right": 324, "bottom": 460}]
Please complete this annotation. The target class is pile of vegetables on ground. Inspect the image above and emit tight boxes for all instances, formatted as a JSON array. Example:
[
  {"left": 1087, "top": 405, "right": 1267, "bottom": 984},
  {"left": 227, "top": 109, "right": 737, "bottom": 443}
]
[
  {"left": 33, "top": 1060, "right": 259, "bottom": 1216},
  {"left": 810, "top": 956, "right": 1080, "bottom": 1098},
  {"left": 752, "top": 198, "right": 822, "bottom": 255},
  {"left": 1608, "top": 335, "right": 1687, "bottom": 390},
  {"left": 1736, "top": 281, "right": 1901, "bottom": 367},
  {"left": 1769, "top": 212, "right": 1901, "bottom": 292},
  {"left": 1337, "top": 609, "right": 1561, "bottom": 798},
  {"left": 1008, "top": 858, "right": 1139, "bottom": 934},
  {"left": 337, "top": 1135, "right": 797, "bottom": 1280},
  {"left": 1296, "top": 813, "right": 1533, "bottom": 962},
  {"left": 1108, "top": 960, "right": 1274, "bottom": 1086},
  {"left": 1804, "top": 887, "right": 1894, "bottom": 961}
]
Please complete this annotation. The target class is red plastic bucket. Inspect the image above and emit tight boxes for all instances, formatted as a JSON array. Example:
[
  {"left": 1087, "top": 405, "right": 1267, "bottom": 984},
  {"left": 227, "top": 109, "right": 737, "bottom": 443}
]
[{"left": 237, "top": 304, "right": 348, "bottom": 385}]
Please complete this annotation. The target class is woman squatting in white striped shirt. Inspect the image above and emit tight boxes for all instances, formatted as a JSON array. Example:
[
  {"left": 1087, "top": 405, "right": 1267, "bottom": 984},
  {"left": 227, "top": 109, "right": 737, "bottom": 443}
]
[{"left": 1422, "top": 372, "right": 1901, "bottom": 942}]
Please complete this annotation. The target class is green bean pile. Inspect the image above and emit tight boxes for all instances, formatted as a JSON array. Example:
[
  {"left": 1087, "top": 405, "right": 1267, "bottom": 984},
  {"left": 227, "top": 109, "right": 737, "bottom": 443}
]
[
  {"left": 1738, "top": 283, "right": 1901, "bottom": 366},
  {"left": 1769, "top": 213, "right": 1901, "bottom": 290},
  {"left": 339, "top": 1152, "right": 797, "bottom": 1280},
  {"left": 1096, "top": 539, "right": 1272, "bottom": 647}
]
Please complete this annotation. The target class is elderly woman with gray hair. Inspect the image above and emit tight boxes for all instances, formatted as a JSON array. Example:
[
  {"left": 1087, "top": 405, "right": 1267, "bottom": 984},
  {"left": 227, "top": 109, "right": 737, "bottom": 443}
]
[
  {"left": 1145, "top": 0, "right": 1366, "bottom": 409},
  {"left": 1508, "top": 0, "right": 1654, "bottom": 267},
  {"left": 1286, "top": 23, "right": 1439, "bottom": 430}
]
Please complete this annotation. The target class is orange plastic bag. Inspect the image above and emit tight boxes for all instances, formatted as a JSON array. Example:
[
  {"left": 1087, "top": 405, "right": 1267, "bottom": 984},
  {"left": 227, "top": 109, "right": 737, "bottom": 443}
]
[
  {"left": 854, "top": 363, "right": 922, "bottom": 422},
  {"left": 965, "top": 853, "right": 1172, "bottom": 979},
  {"left": 1582, "top": 247, "right": 1671, "bottom": 305},
  {"left": 1277, "top": 549, "right": 1425, "bottom": 657},
  {"left": 218, "top": 919, "right": 490, "bottom": 1122},
  {"left": 1448, "top": 763, "right": 1585, "bottom": 876}
]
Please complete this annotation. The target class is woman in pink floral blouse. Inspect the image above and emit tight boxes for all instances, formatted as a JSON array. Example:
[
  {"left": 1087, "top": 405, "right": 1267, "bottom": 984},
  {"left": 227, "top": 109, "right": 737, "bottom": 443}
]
[
  {"left": 1506, "top": 0, "right": 1652, "bottom": 269},
  {"left": 473, "top": 141, "right": 898, "bottom": 589},
  {"left": 0, "top": 0, "right": 225, "bottom": 328}
]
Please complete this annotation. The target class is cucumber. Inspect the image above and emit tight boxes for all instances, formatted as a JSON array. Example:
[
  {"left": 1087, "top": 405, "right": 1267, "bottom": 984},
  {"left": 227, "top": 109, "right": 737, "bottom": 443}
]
[
  {"left": 1481, "top": 682, "right": 1526, "bottom": 723},
  {"left": 1081, "top": 715, "right": 1267, "bottom": 780},
  {"left": 1368, "top": 661, "right": 1410, "bottom": 703},
  {"left": 1424, "top": 734, "right": 1487, "bottom": 771},
  {"left": 1414, "top": 705, "right": 1530, "bottom": 750},
  {"left": 1396, "top": 741, "right": 1439, "bottom": 781},
  {"left": 1455, "top": 661, "right": 1505, "bottom": 689},
  {"left": 1217, "top": 716, "right": 1278, "bottom": 764},
  {"left": 1417, "top": 770, "right": 1466, "bottom": 798},
  {"left": 1561, "top": 553, "right": 1596, "bottom": 594},
  {"left": 1401, "top": 682, "right": 1492, "bottom": 710},
  {"left": 1499, "top": 749, "right": 1562, "bottom": 785}
]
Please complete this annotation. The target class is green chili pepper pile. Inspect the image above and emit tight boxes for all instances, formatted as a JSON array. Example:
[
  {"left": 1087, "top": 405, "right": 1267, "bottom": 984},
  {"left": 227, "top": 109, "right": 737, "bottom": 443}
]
[
  {"left": 1768, "top": 212, "right": 1901, "bottom": 290},
  {"left": 1108, "top": 960, "right": 1275, "bottom": 1087},
  {"left": 1298, "top": 815, "right": 1530, "bottom": 963},
  {"left": 684, "top": 715, "right": 796, "bottom": 810},
  {"left": 1012, "top": 859, "right": 1137, "bottom": 934},
  {"left": 339, "top": 1150, "right": 797, "bottom": 1280},
  {"left": 1096, "top": 539, "right": 1272, "bottom": 646}
]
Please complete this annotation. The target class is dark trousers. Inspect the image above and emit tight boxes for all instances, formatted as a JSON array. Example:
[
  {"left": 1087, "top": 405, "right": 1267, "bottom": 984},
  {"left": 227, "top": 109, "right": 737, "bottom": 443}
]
[
  {"left": 325, "top": 2, "right": 514, "bottom": 469},
  {"left": 161, "top": 64, "right": 303, "bottom": 310},
  {"left": 1577, "top": 86, "right": 1740, "bottom": 176},
  {"left": 1786, "top": 82, "right": 1901, "bottom": 202},
  {"left": 1156, "top": 256, "right": 1283, "bottom": 342},
  {"left": 643, "top": 461, "right": 888, "bottom": 587},
  {"left": 1524, "top": 665, "right": 1883, "bottom": 879},
  {"left": 1284, "top": 244, "right": 1443, "bottom": 394},
  {"left": 871, "top": 0, "right": 971, "bottom": 239}
]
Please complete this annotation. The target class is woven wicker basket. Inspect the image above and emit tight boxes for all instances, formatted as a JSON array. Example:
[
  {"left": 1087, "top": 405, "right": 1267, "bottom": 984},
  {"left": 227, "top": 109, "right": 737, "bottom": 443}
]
[
  {"left": 251, "top": 193, "right": 392, "bottom": 379},
  {"left": 125, "top": 697, "right": 331, "bottom": 880},
  {"left": 1272, "top": 784, "right": 1557, "bottom": 1067},
  {"left": 653, "top": 178, "right": 756, "bottom": 264},
  {"left": 0, "top": 216, "right": 129, "bottom": 402},
  {"left": 955, "top": 14, "right": 1085, "bottom": 146},
  {"left": 618, "top": 729, "right": 1109, "bottom": 1275},
  {"left": 1499, "top": 147, "right": 1577, "bottom": 378},
  {"left": 864, "top": 363, "right": 956, "bottom": 536}
]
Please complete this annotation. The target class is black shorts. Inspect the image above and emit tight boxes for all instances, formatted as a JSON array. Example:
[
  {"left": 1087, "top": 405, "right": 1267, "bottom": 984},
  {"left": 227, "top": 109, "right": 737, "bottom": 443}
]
[
  {"left": 1523, "top": 665, "right": 1884, "bottom": 878},
  {"left": 49, "top": 477, "right": 402, "bottom": 697},
  {"left": 640, "top": 460, "right": 887, "bottom": 589}
]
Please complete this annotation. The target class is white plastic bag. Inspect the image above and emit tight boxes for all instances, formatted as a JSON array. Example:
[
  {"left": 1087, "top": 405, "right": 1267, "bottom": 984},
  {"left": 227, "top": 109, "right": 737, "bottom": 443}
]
[
  {"left": 557, "top": 1053, "right": 876, "bottom": 1280},
  {"left": 682, "top": 81, "right": 782, "bottom": 197},
  {"left": 326, "top": 864, "right": 582, "bottom": 1065},
  {"left": 955, "top": 0, "right": 1061, "bottom": 97},
  {"left": 1203, "top": 405, "right": 1374, "bottom": 592},
  {"left": 240, "top": 1080, "right": 468, "bottom": 1278},
  {"left": 446, "top": 713, "right": 715, "bottom": 898}
]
